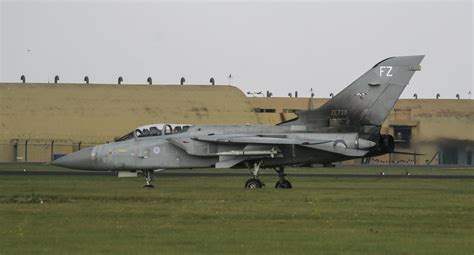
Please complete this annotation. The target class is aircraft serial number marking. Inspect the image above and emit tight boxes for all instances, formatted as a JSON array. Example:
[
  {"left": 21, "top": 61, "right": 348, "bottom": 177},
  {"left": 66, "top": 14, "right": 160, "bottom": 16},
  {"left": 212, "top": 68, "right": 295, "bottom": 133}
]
[
  {"left": 379, "top": 66, "right": 393, "bottom": 77},
  {"left": 330, "top": 109, "right": 348, "bottom": 117}
]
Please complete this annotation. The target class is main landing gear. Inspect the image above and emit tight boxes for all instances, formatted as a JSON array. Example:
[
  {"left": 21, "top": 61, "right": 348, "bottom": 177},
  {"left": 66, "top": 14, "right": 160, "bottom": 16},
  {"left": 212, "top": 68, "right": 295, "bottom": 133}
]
[
  {"left": 274, "top": 167, "right": 292, "bottom": 189},
  {"left": 245, "top": 161, "right": 265, "bottom": 189},
  {"left": 143, "top": 170, "right": 154, "bottom": 188},
  {"left": 244, "top": 162, "right": 292, "bottom": 189}
]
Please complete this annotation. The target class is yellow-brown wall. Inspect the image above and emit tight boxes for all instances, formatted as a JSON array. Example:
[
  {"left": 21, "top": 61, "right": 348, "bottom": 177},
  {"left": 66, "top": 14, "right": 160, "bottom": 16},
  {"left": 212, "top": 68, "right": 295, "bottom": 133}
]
[{"left": 0, "top": 83, "right": 257, "bottom": 142}]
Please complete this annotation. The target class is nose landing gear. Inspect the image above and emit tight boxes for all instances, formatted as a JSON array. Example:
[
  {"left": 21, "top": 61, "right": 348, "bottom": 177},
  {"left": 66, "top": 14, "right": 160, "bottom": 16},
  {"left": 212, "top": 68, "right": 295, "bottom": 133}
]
[{"left": 143, "top": 170, "right": 154, "bottom": 188}]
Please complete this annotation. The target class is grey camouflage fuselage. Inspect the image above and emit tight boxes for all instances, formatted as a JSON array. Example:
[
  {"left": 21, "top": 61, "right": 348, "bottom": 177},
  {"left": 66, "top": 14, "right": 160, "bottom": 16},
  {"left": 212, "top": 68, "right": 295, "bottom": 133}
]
[{"left": 53, "top": 55, "right": 425, "bottom": 176}]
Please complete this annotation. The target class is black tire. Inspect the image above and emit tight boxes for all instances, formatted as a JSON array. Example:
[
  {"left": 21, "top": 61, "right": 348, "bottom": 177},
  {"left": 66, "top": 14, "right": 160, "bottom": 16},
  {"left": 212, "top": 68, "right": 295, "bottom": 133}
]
[
  {"left": 275, "top": 180, "right": 292, "bottom": 189},
  {"left": 245, "top": 178, "right": 263, "bottom": 189}
]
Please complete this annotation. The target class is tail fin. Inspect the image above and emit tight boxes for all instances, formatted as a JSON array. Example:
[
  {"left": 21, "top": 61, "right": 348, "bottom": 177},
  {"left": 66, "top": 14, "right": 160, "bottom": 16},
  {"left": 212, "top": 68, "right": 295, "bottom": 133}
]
[{"left": 289, "top": 55, "right": 424, "bottom": 134}]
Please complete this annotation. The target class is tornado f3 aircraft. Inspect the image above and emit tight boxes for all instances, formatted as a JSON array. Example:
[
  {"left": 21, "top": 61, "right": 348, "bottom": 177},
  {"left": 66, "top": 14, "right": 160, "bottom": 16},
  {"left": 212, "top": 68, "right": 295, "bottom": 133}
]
[{"left": 52, "top": 55, "right": 424, "bottom": 188}]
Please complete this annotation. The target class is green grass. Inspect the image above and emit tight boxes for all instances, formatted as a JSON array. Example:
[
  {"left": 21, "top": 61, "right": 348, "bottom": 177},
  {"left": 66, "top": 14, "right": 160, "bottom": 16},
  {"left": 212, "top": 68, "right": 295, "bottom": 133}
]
[{"left": 0, "top": 173, "right": 473, "bottom": 254}]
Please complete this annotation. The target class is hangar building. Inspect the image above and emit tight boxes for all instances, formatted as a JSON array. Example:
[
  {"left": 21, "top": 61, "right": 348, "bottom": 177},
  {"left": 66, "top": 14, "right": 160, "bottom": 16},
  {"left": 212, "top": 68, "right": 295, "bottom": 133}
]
[
  {"left": 0, "top": 83, "right": 472, "bottom": 165},
  {"left": 249, "top": 97, "right": 474, "bottom": 165}
]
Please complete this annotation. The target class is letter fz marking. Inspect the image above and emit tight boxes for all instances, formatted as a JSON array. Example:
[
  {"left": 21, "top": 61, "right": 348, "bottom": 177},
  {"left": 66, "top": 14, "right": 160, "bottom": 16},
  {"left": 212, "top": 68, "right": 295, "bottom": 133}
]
[{"left": 379, "top": 66, "right": 393, "bottom": 77}]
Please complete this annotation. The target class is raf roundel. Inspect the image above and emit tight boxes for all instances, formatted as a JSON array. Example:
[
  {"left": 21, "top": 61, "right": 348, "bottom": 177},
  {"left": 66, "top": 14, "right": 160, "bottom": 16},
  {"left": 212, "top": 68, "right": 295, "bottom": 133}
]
[{"left": 153, "top": 146, "right": 161, "bottom": 155}]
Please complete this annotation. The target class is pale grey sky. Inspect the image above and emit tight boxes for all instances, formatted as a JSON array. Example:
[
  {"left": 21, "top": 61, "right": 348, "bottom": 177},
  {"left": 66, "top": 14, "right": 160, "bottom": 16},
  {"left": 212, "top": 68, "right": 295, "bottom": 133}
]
[{"left": 1, "top": 0, "right": 472, "bottom": 99}]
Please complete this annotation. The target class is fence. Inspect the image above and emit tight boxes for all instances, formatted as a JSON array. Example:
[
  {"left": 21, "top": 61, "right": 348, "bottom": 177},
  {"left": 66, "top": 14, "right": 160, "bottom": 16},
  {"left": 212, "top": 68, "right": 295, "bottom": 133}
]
[
  {"left": 0, "top": 140, "right": 464, "bottom": 166},
  {"left": 0, "top": 140, "right": 102, "bottom": 163}
]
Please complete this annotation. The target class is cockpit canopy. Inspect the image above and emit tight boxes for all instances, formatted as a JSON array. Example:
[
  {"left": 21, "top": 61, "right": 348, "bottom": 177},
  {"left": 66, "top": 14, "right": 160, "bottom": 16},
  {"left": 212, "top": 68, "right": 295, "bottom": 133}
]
[{"left": 114, "top": 124, "right": 192, "bottom": 142}]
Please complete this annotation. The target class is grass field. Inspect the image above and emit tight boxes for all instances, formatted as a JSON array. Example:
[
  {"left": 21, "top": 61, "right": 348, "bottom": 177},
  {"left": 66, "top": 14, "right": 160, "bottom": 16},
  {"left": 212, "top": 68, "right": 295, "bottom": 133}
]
[{"left": 0, "top": 169, "right": 473, "bottom": 254}]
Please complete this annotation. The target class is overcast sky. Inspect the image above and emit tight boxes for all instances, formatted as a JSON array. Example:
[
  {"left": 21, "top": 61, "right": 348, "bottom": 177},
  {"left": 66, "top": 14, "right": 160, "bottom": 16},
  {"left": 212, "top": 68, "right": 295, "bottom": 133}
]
[{"left": 1, "top": 0, "right": 472, "bottom": 99}]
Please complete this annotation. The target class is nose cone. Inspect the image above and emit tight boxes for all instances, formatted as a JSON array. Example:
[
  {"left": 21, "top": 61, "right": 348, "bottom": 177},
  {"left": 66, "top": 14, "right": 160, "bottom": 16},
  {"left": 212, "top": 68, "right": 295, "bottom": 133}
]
[{"left": 52, "top": 147, "right": 94, "bottom": 170}]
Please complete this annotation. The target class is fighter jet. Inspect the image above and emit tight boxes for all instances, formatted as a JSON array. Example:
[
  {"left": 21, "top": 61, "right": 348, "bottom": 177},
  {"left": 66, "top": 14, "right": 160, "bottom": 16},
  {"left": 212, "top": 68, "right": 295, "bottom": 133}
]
[{"left": 52, "top": 55, "right": 424, "bottom": 188}]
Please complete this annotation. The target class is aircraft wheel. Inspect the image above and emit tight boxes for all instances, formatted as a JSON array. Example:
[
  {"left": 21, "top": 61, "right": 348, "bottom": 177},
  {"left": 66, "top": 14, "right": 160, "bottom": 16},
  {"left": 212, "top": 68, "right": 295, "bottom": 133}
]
[
  {"left": 275, "top": 180, "right": 292, "bottom": 189},
  {"left": 245, "top": 178, "right": 264, "bottom": 189}
]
